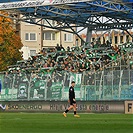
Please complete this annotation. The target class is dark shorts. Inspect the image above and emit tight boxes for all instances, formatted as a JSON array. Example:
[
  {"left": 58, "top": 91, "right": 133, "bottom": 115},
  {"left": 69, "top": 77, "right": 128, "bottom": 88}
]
[{"left": 70, "top": 99, "right": 76, "bottom": 105}]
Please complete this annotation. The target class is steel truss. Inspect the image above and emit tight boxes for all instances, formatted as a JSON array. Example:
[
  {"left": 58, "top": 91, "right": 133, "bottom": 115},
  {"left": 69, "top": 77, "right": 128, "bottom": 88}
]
[{"left": 0, "top": 0, "right": 133, "bottom": 40}]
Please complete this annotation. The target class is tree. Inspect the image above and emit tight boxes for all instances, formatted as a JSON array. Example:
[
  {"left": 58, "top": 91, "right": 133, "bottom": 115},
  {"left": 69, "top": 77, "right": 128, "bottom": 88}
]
[{"left": 0, "top": 11, "right": 23, "bottom": 71}]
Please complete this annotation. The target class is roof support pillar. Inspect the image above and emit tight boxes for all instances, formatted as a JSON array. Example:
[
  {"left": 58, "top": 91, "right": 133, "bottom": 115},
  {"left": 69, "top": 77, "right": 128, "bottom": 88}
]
[{"left": 86, "top": 28, "right": 92, "bottom": 46}]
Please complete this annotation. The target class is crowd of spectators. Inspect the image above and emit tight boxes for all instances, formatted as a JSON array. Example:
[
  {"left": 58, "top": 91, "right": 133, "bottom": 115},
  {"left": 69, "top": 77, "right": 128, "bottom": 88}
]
[
  {"left": 1, "top": 40, "right": 133, "bottom": 100},
  {"left": 4, "top": 40, "right": 133, "bottom": 74}
]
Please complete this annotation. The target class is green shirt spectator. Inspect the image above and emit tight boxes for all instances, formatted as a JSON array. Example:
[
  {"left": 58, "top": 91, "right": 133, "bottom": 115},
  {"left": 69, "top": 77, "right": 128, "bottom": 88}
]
[{"left": 108, "top": 53, "right": 117, "bottom": 61}]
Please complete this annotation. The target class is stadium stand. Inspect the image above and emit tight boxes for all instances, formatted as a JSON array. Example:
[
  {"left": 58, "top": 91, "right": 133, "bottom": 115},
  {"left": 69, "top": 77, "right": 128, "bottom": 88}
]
[
  {"left": 0, "top": 41, "right": 133, "bottom": 101},
  {"left": 3, "top": 41, "right": 133, "bottom": 74}
]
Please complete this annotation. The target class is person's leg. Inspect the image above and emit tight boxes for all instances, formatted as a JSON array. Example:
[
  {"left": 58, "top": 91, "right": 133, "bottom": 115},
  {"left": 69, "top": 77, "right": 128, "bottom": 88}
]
[
  {"left": 73, "top": 103, "right": 77, "bottom": 115},
  {"left": 63, "top": 100, "right": 74, "bottom": 117},
  {"left": 73, "top": 103, "right": 80, "bottom": 117},
  {"left": 64, "top": 105, "right": 73, "bottom": 114}
]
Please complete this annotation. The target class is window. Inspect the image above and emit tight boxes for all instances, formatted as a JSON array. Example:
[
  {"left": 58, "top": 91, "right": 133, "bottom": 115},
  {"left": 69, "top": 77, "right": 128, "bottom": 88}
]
[
  {"left": 30, "top": 50, "right": 36, "bottom": 56},
  {"left": 44, "top": 32, "right": 51, "bottom": 40},
  {"left": 103, "top": 37, "right": 105, "bottom": 43},
  {"left": 52, "top": 33, "right": 55, "bottom": 40},
  {"left": 25, "top": 33, "right": 29, "bottom": 41},
  {"left": 115, "top": 36, "right": 118, "bottom": 44},
  {"left": 30, "top": 33, "right": 36, "bottom": 41},
  {"left": 64, "top": 33, "right": 73, "bottom": 42},
  {"left": 120, "top": 36, "right": 123, "bottom": 43},
  {"left": 43, "top": 32, "right": 56, "bottom": 40},
  {"left": 126, "top": 35, "right": 129, "bottom": 42},
  {"left": 25, "top": 33, "right": 37, "bottom": 41}
]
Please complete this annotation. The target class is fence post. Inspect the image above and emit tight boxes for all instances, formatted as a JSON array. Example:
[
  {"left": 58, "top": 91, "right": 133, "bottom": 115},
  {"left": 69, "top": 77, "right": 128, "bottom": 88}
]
[
  {"left": 11, "top": 74, "right": 15, "bottom": 100},
  {"left": 27, "top": 73, "right": 32, "bottom": 101},
  {"left": 62, "top": 71, "right": 66, "bottom": 101},
  {"left": 99, "top": 71, "right": 104, "bottom": 100},
  {"left": 119, "top": 70, "right": 123, "bottom": 100}
]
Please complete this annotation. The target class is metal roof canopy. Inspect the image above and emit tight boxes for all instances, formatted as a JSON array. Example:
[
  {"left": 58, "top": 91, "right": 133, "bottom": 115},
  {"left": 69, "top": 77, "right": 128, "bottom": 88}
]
[{"left": 0, "top": 0, "right": 133, "bottom": 42}]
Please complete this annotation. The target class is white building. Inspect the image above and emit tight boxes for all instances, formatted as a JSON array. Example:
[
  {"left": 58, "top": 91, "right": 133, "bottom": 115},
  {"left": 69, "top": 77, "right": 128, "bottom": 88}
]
[{"left": 20, "top": 19, "right": 77, "bottom": 60}]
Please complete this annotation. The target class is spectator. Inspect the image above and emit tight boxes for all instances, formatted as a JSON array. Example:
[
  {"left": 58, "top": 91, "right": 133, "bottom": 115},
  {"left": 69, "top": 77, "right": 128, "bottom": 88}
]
[
  {"left": 80, "top": 63, "right": 86, "bottom": 72},
  {"left": 108, "top": 53, "right": 117, "bottom": 61},
  {"left": 67, "top": 46, "right": 70, "bottom": 52},
  {"left": 106, "top": 40, "right": 111, "bottom": 47},
  {"left": 60, "top": 44, "right": 65, "bottom": 51},
  {"left": 4, "top": 42, "right": 133, "bottom": 74},
  {"left": 56, "top": 44, "right": 61, "bottom": 51}
]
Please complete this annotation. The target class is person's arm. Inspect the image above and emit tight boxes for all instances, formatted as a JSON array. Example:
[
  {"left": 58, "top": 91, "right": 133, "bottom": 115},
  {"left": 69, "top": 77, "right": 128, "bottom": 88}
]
[
  {"left": 108, "top": 54, "right": 112, "bottom": 59},
  {"left": 69, "top": 87, "right": 72, "bottom": 100},
  {"left": 114, "top": 54, "right": 118, "bottom": 60},
  {"left": 73, "top": 90, "right": 75, "bottom": 101}
]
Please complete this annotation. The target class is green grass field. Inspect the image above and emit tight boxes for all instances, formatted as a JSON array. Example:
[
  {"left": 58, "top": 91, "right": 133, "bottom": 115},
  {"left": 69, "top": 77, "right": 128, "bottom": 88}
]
[{"left": 0, "top": 113, "right": 133, "bottom": 133}]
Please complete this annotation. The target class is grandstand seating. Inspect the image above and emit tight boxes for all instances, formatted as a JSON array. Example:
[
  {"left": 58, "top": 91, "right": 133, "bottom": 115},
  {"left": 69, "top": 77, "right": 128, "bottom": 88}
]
[
  {"left": 3, "top": 42, "right": 133, "bottom": 74},
  {"left": 0, "top": 42, "right": 133, "bottom": 101}
]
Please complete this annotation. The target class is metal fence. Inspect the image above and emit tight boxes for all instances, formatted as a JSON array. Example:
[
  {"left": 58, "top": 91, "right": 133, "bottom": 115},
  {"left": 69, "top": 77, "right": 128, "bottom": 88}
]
[
  {"left": 0, "top": 68, "right": 133, "bottom": 101},
  {"left": 0, "top": 71, "right": 82, "bottom": 101}
]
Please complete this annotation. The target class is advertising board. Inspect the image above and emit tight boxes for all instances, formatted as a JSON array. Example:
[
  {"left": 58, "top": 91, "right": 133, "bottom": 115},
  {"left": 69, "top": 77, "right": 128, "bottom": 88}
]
[{"left": 0, "top": 101, "right": 124, "bottom": 113}]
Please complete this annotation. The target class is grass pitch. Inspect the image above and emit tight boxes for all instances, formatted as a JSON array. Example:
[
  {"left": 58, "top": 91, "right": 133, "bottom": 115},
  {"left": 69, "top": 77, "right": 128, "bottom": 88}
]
[{"left": 0, "top": 113, "right": 133, "bottom": 133}]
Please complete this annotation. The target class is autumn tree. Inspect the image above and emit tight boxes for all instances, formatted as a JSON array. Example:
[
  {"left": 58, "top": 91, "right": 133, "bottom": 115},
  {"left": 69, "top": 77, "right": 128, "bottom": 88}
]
[{"left": 0, "top": 11, "right": 23, "bottom": 71}]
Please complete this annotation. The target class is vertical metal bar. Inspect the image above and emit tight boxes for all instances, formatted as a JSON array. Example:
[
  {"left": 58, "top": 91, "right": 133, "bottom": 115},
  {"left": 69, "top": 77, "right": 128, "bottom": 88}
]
[
  {"left": 94, "top": 72, "right": 97, "bottom": 100},
  {"left": 99, "top": 71, "right": 104, "bottom": 100},
  {"left": 119, "top": 70, "right": 123, "bottom": 100},
  {"left": 111, "top": 70, "right": 113, "bottom": 100},
  {"left": 80, "top": 71, "right": 85, "bottom": 100},
  {"left": 84, "top": 85, "right": 86, "bottom": 101},
  {"left": 45, "top": 74, "right": 48, "bottom": 101},
  {"left": 62, "top": 71, "right": 66, "bottom": 101},
  {"left": 27, "top": 73, "right": 32, "bottom": 101},
  {"left": 103, "top": 70, "right": 105, "bottom": 100},
  {"left": 128, "top": 51, "right": 131, "bottom": 98},
  {"left": 11, "top": 74, "right": 15, "bottom": 101}
]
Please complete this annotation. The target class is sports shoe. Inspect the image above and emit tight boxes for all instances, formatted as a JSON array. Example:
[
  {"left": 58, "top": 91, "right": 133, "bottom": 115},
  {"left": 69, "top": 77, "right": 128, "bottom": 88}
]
[
  {"left": 63, "top": 112, "right": 67, "bottom": 117},
  {"left": 74, "top": 114, "right": 80, "bottom": 118}
]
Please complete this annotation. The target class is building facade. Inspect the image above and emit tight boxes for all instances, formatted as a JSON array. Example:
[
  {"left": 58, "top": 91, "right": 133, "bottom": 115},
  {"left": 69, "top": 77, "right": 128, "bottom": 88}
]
[
  {"left": 80, "top": 30, "right": 133, "bottom": 46},
  {"left": 91, "top": 30, "right": 133, "bottom": 45},
  {"left": 20, "top": 19, "right": 76, "bottom": 59}
]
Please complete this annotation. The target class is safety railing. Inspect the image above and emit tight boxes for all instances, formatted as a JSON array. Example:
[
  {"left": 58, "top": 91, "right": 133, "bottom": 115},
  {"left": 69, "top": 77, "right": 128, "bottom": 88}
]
[{"left": 0, "top": 68, "right": 133, "bottom": 101}]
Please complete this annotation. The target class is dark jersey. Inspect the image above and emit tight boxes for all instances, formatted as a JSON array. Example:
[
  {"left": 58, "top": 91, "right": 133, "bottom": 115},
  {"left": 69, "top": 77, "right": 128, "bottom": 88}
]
[{"left": 69, "top": 86, "right": 75, "bottom": 100}]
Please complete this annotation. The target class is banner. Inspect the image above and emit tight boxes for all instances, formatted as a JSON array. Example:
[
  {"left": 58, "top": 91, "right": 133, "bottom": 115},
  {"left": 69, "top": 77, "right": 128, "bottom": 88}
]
[
  {"left": 0, "top": 101, "right": 124, "bottom": 113},
  {"left": 1, "top": 70, "right": 133, "bottom": 101}
]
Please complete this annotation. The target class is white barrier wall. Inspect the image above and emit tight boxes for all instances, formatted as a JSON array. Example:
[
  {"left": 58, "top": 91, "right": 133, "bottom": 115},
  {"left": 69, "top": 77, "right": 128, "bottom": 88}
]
[{"left": 0, "top": 101, "right": 125, "bottom": 113}]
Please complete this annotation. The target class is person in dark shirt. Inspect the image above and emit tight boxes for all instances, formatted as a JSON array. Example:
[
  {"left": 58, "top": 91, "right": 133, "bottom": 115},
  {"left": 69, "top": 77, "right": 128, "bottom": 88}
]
[
  {"left": 55, "top": 44, "right": 61, "bottom": 51},
  {"left": 63, "top": 81, "right": 80, "bottom": 118}
]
